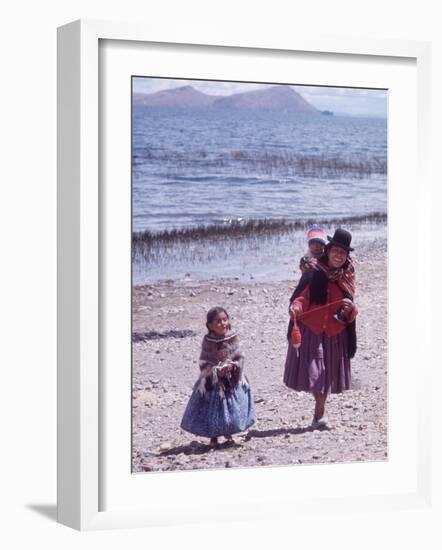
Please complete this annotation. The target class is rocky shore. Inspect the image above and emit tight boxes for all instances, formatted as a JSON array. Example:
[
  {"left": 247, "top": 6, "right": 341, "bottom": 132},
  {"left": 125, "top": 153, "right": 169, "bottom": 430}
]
[{"left": 132, "top": 238, "right": 387, "bottom": 473}]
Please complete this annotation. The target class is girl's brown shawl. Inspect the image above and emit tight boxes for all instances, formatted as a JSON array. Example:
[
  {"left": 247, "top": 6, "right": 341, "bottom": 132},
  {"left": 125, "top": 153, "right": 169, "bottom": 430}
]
[{"left": 196, "top": 333, "right": 247, "bottom": 398}]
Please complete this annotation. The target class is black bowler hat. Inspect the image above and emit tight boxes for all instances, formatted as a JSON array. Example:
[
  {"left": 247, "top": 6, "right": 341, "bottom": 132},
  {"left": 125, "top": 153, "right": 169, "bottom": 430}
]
[{"left": 327, "top": 228, "right": 354, "bottom": 251}]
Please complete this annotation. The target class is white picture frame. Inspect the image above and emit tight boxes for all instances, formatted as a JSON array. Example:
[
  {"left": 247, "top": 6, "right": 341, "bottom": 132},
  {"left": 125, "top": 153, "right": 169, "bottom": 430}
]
[{"left": 57, "top": 19, "right": 432, "bottom": 531}]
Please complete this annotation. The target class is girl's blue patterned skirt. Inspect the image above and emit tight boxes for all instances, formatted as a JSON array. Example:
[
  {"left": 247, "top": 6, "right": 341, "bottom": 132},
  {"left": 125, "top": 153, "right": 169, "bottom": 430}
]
[{"left": 180, "top": 383, "right": 256, "bottom": 438}]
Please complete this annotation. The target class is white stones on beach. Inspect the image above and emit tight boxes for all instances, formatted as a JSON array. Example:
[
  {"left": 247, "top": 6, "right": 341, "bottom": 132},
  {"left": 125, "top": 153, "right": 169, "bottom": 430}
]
[{"left": 131, "top": 250, "right": 388, "bottom": 474}]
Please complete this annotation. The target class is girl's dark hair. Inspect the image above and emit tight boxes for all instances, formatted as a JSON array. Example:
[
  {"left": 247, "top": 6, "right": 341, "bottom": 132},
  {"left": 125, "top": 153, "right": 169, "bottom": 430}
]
[{"left": 206, "top": 306, "right": 231, "bottom": 332}]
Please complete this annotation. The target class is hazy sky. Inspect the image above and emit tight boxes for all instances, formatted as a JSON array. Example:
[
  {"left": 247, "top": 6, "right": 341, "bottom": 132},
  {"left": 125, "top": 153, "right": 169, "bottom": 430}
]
[{"left": 133, "top": 77, "right": 387, "bottom": 118}]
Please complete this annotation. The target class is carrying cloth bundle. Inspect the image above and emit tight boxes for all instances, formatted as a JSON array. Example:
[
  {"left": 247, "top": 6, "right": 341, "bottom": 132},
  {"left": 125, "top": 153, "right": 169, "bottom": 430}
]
[
  {"left": 315, "top": 257, "right": 355, "bottom": 301},
  {"left": 286, "top": 258, "right": 357, "bottom": 358}
]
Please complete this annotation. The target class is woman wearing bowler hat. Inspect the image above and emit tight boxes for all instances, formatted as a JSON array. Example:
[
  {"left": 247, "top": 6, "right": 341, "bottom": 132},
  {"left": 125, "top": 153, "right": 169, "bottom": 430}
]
[{"left": 283, "top": 228, "right": 358, "bottom": 429}]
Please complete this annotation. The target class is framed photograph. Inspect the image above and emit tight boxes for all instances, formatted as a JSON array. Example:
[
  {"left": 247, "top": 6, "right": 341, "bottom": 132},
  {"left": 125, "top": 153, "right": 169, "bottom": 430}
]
[
  {"left": 130, "top": 75, "right": 388, "bottom": 473},
  {"left": 57, "top": 19, "right": 432, "bottom": 530}
]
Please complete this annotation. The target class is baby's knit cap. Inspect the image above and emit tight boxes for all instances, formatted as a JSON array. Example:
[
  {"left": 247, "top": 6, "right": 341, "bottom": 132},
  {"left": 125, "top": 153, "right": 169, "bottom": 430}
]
[{"left": 306, "top": 225, "right": 326, "bottom": 245}]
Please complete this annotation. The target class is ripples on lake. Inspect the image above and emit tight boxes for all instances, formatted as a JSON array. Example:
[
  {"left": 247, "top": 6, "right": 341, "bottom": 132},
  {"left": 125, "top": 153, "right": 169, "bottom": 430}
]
[{"left": 132, "top": 107, "right": 387, "bottom": 233}]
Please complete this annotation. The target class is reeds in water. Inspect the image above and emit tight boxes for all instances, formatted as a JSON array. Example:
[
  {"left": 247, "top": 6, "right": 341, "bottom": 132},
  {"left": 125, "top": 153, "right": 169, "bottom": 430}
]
[
  {"left": 133, "top": 213, "right": 387, "bottom": 248},
  {"left": 133, "top": 149, "right": 387, "bottom": 179},
  {"left": 132, "top": 215, "right": 387, "bottom": 282}
]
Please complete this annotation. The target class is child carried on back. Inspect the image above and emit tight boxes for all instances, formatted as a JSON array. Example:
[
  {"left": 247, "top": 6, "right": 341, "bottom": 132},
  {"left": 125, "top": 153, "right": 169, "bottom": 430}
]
[
  {"left": 287, "top": 225, "right": 356, "bottom": 348},
  {"left": 299, "top": 225, "right": 327, "bottom": 273}
]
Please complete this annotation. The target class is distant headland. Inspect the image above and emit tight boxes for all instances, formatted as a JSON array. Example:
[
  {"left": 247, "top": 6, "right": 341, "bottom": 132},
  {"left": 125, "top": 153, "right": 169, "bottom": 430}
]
[{"left": 133, "top": 85, "right": 320, "bottom": 113}]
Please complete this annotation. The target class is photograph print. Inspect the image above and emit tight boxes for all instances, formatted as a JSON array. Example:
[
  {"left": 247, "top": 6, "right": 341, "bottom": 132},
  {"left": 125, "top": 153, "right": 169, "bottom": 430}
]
[{"left": 131, "top": 77, "right": 387, "bottom": 473}]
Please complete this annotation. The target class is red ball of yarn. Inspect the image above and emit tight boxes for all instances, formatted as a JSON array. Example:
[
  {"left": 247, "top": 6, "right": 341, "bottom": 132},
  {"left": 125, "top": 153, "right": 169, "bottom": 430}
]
[{"left": 291, "top": 320, "right": 302, "bottom": 349}]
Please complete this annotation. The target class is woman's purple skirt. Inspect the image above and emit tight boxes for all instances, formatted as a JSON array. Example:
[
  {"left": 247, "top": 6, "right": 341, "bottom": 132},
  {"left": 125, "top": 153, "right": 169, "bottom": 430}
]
[{"left": 283, "top": 323, "right": 351, "bottom": 394}]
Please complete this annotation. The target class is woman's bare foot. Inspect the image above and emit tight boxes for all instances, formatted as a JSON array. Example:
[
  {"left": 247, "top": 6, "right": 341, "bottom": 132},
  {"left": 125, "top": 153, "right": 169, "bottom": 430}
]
[
  {"left": 313, "top": 392, "right": 327, "bottom": 422},
  {"left": 311, "top": 416, "right": 329, "bottom": 429}
]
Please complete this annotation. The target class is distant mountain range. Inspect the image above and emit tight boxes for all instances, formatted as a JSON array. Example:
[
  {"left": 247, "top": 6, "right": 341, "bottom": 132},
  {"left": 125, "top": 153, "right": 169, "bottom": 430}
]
[{"left": 133, "top": 85, "right": 320, "bottom": 113}]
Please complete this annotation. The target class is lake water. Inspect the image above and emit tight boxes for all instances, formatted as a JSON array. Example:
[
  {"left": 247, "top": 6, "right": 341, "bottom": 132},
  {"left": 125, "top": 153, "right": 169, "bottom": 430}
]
[{"left": 132, "top": 106, "right": 387, "bottom": 283}]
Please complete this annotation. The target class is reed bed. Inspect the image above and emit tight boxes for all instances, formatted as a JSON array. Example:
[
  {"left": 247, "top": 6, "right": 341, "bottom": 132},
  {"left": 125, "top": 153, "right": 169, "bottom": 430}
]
[
  {"left": 133, "top": 149, "right": 387, "bottom": 178},
  {"left": 133, "top": 213, "right": 387, "bottom": 248}
]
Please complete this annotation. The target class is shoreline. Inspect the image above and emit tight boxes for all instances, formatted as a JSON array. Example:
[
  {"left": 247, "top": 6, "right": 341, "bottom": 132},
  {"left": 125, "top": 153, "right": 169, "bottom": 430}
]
[
  {"left": 133, "top": 225, "right": 387, "bottom": 286},
  {"left": 132, "top": 240, "right": 387, "bottom": 472}
]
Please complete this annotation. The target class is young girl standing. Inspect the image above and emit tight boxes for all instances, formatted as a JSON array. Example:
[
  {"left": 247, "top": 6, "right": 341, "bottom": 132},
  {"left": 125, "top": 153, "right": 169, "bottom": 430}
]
[{"left": 180, "top": 307, "right": 256, "bottom": 446}]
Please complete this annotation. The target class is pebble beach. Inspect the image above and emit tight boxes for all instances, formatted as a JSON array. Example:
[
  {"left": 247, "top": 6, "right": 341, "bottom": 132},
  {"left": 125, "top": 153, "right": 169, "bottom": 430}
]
[{"left": 132, "top": 237, "right": 387, "bottom": 473}]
